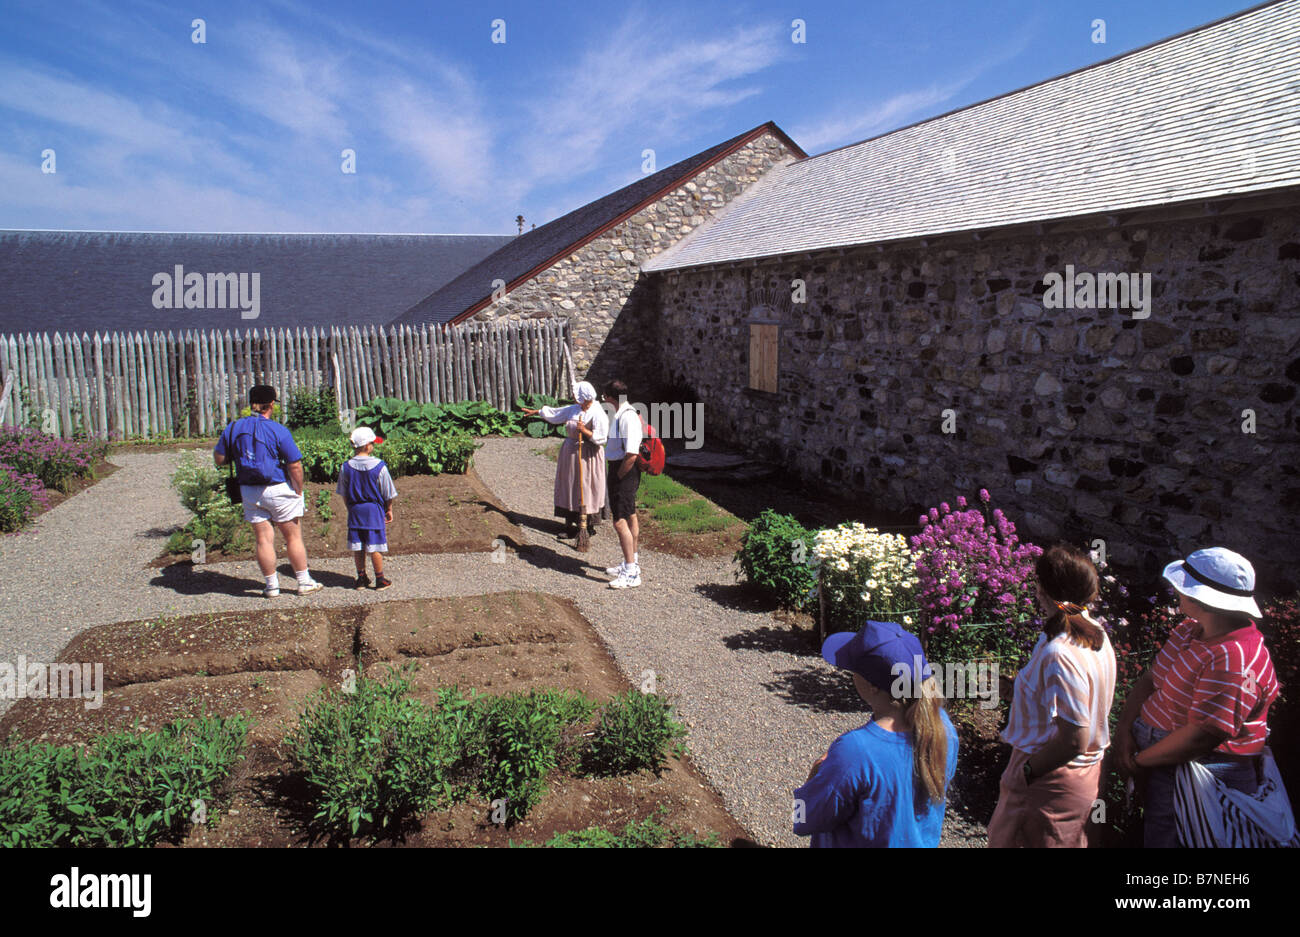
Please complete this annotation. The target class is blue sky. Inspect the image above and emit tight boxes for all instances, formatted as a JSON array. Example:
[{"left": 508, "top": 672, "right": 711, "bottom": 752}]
[{"left": 0, "top": 0, "right": 1262, "bottom": 235}]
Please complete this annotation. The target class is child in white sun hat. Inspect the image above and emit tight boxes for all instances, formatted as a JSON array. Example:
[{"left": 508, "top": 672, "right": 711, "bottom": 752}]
[
  {"left": 337, "top": 426, "right": 397, "bottom": 590},
  {"left": 1114, "top": 547, "right": 1281, "bottom": 847}
]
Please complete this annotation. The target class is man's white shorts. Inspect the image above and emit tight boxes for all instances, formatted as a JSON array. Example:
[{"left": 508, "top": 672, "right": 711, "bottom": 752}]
[{"left": 241, "top": 482, "right": 305, "bottom": 524}]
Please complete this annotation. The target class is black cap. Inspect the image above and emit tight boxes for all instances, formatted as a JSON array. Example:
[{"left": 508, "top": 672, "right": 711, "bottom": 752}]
[{"left": 249, "top": 385, "right": 277, "bottom": 405}]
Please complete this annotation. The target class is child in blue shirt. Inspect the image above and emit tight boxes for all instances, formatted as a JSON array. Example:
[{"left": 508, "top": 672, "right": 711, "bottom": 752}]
[
  {"left": 794, "top": 621, "right": 959, "bottom": 847},
  {"left": 336, "top": 427, "right": 398, "bottom": 590}
]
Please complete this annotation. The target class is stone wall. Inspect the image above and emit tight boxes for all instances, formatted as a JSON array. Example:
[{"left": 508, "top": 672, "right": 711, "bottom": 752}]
[
  {"left": 469, "top": 130, "right": 799, "bottom": 391},
  {"left": 650, "top": 199, "right": 1300, "bottom": 587}
]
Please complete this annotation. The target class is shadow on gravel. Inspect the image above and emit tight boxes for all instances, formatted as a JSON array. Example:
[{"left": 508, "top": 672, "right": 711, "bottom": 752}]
[
  {"left": 761, "top": 666, "right": 867, "bottom": 714},
  {"left": 480, "top": 504, "right": 570, "bottom": 538},
  {"left": 507, "top": 538, "right": 606, "bottom": 583},
  {"left": 693, "top": 581, "right": 773, "bottom": 613},
  {"left": 139, "top": 524, "right": 183, "bottom": 539},
  {"left": 148, "top": 563, "right": 356, "bottom": 596},
  {"left": 721, "top": 624, "right": 818, "bottom": 657}
]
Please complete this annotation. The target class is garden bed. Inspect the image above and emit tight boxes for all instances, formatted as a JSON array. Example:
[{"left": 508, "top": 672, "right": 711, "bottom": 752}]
[
  {"left": 634, "top": 472, "right": 744, "bottom": 558},
  {"left": 0, "top": 592, "right": 752, "bottom": 847},
  {"left": 534, "top": 442, "right": 743, "bottom": 557},
  {"left": 153, "top": 467, "right": 523, "bottom": 566},
  {"left": 110, "top": 436, "right": 221, "bottom": 453},
  {"left": 37, "top": 456, "right": 119, "bottom": 512}
]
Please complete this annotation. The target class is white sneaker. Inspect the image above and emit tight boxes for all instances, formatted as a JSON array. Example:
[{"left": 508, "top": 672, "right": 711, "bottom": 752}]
[
  {"left": 264, "top": 586, "right": 280, "bottom": 598},
  {"left": 606, "top": 562, "right": 627, "bottom": 576},
  {"left": 297, "top": 579, "right": 323, "bottom": 595},
  {"left": 608, "top": 571, "right": 641, "bottom": 589}
]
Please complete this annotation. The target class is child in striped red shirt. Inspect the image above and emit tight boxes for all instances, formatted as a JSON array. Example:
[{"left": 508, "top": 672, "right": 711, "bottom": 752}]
[{"left": 1115, "top": 547, "right": 1280, "bottom": 848}]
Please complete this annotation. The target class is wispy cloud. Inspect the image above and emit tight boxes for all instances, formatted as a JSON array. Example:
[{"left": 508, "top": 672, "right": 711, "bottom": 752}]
[
  {"left": 510, "top": 13, "right": 789, "bottom": 190},
  {"left": 790, "top": 15, "right": 1043, "bottom": 154},
  {"left": 0, "top": 1, "right": 1039, "bottom": 232}
]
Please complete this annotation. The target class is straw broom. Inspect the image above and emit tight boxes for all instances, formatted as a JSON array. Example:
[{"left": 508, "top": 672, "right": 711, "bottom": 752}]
[{"left": 576, "top": 429, "right": 590, "bottom": 552}]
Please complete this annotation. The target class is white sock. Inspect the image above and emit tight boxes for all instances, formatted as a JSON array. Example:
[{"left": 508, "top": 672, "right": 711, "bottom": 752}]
[
  {"left": 295, "top": 569, "right": 313, "bottom": 584},
  {"left": 265, "top": 574, "right": 279, "bottom": 590}
]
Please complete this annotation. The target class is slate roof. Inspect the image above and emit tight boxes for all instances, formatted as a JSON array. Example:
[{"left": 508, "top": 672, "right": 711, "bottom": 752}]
[
  {"left": 0, "top": 231, "right": 512, "bottom": 335},
  {"left": 644, "top": 0, "right": 1300, "bottom": 272},
  {"left": 391, "top": 122, "right": 804, "bottom": 326}
]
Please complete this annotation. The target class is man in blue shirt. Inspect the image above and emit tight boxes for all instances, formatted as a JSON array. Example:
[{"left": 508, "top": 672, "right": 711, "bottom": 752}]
[
  {"left": 213, "top": 385, "right": 322, "bottom": 597},
  {"left": 793, "top": 621, "right": 959, "bottom": 847}
]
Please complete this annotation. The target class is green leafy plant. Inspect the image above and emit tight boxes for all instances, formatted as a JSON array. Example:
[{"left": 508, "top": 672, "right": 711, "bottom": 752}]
[
  {"left": 297, "top": 434, "right": 353, "bottom": 483},
  {"left": 167, "top": 452, "right": 251, "bottom": 555},
  {"left": 287, "top": 674, "right": 702, "bottom": 838},
  {"left": 286, "top": 386, "right": 339, "bottom": 432},
  {"left": 511, "top": 808, "right": 721, "bottom": 848},
  {"left": 171, "top": 451, "right": 222, "bottom": 513},
  {"left": 468, "top": 689, "right": 597, "bottom": 824},
  {"left": 381, "top": 432, "right": 479, "bottom": 477},
  {"left": 0, "top": 716, "right": 247, "bottom": 847},
  {"left": 286, "top": 671, "right": 480, "bottom": 838},
  {"left": 314, "top": 489, "right": 333, "bottom": 522},
  {"left": 356, "top": 398, "right": 524, "bottom": 440},
  {"left": 515, "top": 393, "right": 566, "bottom": 438},
  {"left": 297, "top": 429, "right": 478, "bottom": 482},
  {"left": 582, "top": 690, "right": 687, "bottom": 777},
  {"left": 734, "top": 509, "right": 818, "bottom": 610}
]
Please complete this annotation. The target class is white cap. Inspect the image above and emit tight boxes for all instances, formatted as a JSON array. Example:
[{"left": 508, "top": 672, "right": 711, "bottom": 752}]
[
  {"left": 349, "top": 426, "right": 377, "bottom": 447},
  {"left": 1162, "top": 547, "right": 1261, "bottom": 619}
]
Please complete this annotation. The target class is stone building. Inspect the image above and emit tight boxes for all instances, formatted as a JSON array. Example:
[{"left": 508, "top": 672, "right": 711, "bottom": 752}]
[
  {"left": 393, "top": 123, "right": 804, "bottom": 390},
  {"left": 637, "top": 0, "right": 1300, "bottom": 582},
  {"left": 395, "top": 0, "right": 1300, "bottom": 582}
]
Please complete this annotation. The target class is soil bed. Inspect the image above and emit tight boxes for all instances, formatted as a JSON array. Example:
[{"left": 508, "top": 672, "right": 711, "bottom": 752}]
[
  {"left": 110, "top": 437, "right": 220, "bottom": 454},
  {"left": 0, "top": 592, "right": 753, "bottom": 848},
  {"left": 153, "top": 468, "right": 523, "bottom": 566},
  {"left": 34, "top": 458, "right": 120, "bottom": 514}
]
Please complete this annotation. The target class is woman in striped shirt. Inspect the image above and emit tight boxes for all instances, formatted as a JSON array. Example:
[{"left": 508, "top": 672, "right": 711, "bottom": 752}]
[
  {"left": 988, "top": 543, "right": 1117, "bottom": 847},
  {"left": 1114, "top": 547, "right": 1279, "bottom": 848}
]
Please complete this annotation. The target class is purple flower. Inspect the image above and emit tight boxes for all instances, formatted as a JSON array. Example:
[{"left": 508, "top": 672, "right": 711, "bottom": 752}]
[{"left": 979, "top": 488, "right": 990, "bottom": 503}]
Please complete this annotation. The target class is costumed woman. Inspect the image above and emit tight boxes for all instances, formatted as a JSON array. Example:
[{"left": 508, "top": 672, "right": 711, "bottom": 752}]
[{"left": 521, "top": 381, "right": 609, "bottom": 540}]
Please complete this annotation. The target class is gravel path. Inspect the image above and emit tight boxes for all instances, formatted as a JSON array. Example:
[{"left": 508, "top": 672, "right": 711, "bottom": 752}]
[{"left": 0, "top": 439, "right": 989, "bottom": 847}]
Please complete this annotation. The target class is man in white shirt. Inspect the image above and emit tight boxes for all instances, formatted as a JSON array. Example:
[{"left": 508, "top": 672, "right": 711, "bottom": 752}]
[{"left": 602, "top": 380, "right": 642, "bottom": 588}]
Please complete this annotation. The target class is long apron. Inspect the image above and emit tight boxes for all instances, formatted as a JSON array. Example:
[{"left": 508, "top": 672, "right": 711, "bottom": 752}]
[{"left": 553, "top": 417, "right": 606, "bottom": 523}]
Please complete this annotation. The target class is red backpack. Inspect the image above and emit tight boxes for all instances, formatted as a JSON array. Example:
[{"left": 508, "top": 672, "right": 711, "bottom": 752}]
[{"left": 636, "top": 415, "right": 666, "bottom": 475}]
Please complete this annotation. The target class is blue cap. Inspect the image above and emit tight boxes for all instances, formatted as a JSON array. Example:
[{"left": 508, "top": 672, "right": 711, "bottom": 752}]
[{"left": 821, "top": 621, "right": 932, "bottom": 697}]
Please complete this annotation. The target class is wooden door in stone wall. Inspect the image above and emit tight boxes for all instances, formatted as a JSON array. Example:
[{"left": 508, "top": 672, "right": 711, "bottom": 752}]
[{"left": 749, "top": 323, "right": 779, "bottom": 393}]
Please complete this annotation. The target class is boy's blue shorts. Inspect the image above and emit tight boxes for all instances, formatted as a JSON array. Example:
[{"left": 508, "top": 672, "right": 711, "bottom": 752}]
[{"left": 348, "top": 527, "right": 388, "bottom": 553}]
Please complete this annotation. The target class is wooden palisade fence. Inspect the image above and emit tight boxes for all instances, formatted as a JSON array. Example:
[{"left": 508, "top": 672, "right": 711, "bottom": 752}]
[{"left": 0, "top": 319, "right": 572, "bottom": 439}]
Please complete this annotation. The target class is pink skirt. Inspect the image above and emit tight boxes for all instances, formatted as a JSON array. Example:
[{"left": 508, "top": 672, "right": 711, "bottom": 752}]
[{"left": 987, "top": 748, "right": 1102, "bottom": 848}]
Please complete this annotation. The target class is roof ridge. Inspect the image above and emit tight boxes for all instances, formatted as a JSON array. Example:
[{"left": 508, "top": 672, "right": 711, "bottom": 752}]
[
  {"left": 645, "top": 0, "right": 1300, "bottom": 270},
  {"left": 798, "top": 0, "right": 1292, "bottom": 163},
  {"left": 392, "top": 122, "right": 800, "bottom": 326}
]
